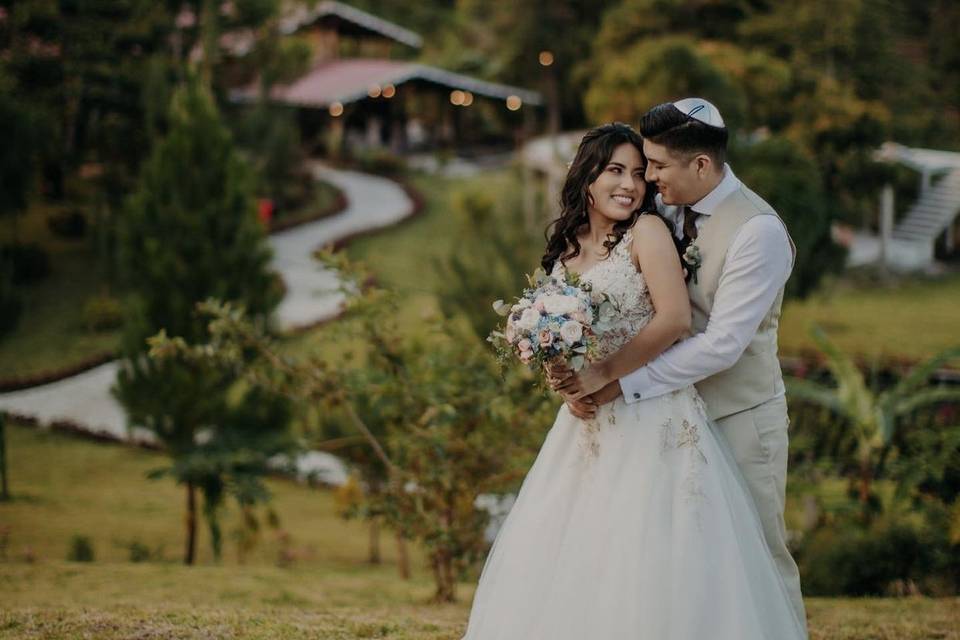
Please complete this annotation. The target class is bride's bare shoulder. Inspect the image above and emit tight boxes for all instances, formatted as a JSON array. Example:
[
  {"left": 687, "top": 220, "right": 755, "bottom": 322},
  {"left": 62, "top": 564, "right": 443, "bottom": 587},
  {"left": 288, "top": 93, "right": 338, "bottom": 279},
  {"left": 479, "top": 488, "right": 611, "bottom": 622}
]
[
  {"left": 631, "top": 214, "right": 676, "bottom": 251},
  {"left": 632, "top": 212, "right": 672, "bottom": 234}
]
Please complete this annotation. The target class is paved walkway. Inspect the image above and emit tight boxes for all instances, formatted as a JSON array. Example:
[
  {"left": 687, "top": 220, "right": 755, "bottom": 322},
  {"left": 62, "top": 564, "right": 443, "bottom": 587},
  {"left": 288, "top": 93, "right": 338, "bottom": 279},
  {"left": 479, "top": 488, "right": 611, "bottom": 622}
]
[{"left": 0, "top": 164, "right": 415, "bottom": 486}]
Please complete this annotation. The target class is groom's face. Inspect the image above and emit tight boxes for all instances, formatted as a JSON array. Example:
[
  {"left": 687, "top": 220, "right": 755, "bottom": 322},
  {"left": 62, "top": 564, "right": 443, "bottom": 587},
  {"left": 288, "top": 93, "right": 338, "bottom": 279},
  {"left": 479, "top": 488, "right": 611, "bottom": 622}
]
[{"left": 642, "top": 139, "right": 699, "bottom": 206}]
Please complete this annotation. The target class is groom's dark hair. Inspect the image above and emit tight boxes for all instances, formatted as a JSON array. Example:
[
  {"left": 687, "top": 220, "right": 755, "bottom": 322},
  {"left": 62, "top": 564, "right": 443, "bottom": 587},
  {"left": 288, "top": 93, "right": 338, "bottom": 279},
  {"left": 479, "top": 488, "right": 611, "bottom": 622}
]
[{"left": 639, "top": 103, "right": 727, "bottom": 166}]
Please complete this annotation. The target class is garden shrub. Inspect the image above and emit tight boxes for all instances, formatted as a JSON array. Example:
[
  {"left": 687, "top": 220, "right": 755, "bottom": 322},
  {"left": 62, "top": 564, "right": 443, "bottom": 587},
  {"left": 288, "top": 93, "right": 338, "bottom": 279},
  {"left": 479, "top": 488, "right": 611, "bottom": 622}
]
[
  {"left": 67, "top": 534, "right": 95, "bottom": 562},
  {"left": 82, "top": 293, "right": 124, "bottom": 332},
  {"left": 798, "top": 515, "right": 952, "bottom": 596},
  {"left": 121, "top": 538, "right": 155, "bottom": 562},
  {"left": 354, "top": 148, "right": 406, "bottom": 176}
]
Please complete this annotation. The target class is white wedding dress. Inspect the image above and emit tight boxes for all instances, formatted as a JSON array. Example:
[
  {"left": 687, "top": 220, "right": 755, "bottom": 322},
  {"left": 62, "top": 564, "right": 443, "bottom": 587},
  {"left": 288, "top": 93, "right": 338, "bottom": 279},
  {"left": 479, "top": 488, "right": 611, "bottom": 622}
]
[{"left": 461, "top": 231, "right": 806, "bottom": 640}]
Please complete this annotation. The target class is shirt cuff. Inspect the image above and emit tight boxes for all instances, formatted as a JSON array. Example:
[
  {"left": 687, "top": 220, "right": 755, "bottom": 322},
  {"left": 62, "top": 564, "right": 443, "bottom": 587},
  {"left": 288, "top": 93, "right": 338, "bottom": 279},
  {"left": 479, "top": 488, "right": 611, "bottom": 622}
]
[{"left": 620, "top": 366, "right": 654, "bottom": 404}]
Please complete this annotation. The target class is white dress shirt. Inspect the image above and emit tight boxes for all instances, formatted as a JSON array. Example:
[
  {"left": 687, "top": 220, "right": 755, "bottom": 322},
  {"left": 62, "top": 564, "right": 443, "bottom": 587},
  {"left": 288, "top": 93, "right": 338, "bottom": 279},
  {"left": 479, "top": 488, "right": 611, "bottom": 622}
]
[{"left": 620, "top": 164, "right": 793, "bottom": 403}]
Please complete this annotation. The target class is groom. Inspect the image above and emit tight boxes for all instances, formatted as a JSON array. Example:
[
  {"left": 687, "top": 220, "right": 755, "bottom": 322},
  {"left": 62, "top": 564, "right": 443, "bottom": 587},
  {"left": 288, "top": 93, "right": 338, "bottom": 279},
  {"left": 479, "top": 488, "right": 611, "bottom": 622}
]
[{"left": 553, "top": 98, "right": 807, "bottom": 633}]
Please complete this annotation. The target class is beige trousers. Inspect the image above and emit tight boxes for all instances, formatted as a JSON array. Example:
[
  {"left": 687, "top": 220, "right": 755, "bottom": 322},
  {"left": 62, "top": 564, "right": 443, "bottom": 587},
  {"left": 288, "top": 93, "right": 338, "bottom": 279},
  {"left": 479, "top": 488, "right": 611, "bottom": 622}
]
[{"left": 713, "top": 395, "right": 808, "bottom": 635}]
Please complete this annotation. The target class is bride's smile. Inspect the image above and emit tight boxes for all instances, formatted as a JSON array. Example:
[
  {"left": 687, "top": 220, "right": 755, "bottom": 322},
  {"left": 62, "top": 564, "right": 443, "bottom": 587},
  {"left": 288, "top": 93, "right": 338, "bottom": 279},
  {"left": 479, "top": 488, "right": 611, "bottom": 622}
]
[{"left": 586, "top": 142, "right": 647, "bottom": 227}]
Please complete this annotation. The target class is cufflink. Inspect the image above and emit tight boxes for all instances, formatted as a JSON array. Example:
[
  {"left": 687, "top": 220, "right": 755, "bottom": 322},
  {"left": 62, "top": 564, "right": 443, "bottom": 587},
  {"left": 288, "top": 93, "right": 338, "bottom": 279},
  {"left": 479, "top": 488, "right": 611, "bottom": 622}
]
[{"left": 633, "top": 392, "right": 641, "bottom": 399}]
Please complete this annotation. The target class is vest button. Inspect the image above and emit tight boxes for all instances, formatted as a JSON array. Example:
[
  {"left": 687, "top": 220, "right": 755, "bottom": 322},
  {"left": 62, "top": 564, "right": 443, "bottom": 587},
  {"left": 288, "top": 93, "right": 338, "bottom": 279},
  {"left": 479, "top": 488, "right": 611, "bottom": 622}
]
[{"left": 633, "top": 392, "right": 641, "bottom": 399}]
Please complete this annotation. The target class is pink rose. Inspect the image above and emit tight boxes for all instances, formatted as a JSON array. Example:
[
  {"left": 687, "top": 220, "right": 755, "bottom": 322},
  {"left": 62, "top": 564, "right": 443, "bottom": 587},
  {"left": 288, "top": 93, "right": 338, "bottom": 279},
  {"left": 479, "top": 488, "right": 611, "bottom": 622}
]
[
  {"left": 517, "top": 338, "right": 532, "bottom": 352},
  {"left": 538, "top": 329, "right": 553, "bottom": 348},
  {"left": 571, "top": 310, "right": 589, "bottom": 324},
  {"left": 534, "top": 300, "right": 546, "bottom": 312},
  {"left": 519, "top": 349, "right": 534, "bottom": 363},
  {"left": 505, "top": 319, "right": 516, "bottom": 343}
]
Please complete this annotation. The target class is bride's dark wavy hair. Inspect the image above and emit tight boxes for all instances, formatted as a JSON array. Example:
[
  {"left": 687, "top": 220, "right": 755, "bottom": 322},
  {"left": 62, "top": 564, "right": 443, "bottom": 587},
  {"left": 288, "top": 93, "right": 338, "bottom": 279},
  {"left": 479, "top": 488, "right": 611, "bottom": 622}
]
[{"left": 541, "top": 122, "right": 660, "bottom": 273}]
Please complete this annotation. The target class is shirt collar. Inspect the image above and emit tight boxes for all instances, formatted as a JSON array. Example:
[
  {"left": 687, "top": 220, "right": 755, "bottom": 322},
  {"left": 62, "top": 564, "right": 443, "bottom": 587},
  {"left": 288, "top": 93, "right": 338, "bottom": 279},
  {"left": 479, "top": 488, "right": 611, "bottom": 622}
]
[{"left": 689, "top": 163, "right": 740, "bottom": 216}]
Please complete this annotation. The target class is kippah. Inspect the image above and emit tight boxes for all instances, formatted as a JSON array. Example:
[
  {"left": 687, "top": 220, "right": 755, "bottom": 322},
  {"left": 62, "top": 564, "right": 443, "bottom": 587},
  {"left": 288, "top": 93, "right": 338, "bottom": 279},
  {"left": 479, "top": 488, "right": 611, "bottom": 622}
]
[{"left": 672, "top": 97, "right": 725, "bottom": 129}]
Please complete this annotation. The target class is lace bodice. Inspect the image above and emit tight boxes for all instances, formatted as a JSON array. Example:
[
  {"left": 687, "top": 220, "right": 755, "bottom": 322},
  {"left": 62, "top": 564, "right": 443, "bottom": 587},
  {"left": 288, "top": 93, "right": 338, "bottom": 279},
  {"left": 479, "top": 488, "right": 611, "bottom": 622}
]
[{"left": 552, "top": 230, "right": 655, "bottom": 361}]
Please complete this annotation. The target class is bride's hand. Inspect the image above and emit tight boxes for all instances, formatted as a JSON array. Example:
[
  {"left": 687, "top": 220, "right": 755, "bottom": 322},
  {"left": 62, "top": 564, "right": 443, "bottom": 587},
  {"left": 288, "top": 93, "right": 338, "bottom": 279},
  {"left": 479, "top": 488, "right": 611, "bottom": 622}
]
[
  {"left": 545, "top": 361, "right": 573, "bottom": 392},
  {"left": 546, "top": 361, "right": 609, "bottom": 400},
  {"left": 566, "top": 364, "right": 610, "bottom": 400}
]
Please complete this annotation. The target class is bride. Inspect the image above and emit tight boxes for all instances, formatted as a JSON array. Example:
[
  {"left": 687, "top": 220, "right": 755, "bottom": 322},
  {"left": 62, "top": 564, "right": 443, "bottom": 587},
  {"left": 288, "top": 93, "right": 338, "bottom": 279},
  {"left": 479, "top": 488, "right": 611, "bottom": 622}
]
[{"left": 460, "top": 123, "right": 806, "bottom": 639}]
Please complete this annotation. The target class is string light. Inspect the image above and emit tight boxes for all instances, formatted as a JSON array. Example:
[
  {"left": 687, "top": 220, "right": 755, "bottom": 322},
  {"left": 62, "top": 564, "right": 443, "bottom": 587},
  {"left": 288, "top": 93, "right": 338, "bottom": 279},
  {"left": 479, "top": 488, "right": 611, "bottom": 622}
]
[
  {"left": 462, "top": 91, "right": 474, "bottom": 107},
  {"left": 329, "top": 102, "right": 344, "bottom": 117},
  {"left": 538, "top": 50, "right": 554, "bottom": 66},
  {"left": 506, "top": 95, "right": 522, "bottom": 111},
  {"left": 382, "top": 84, "right": 396, "bottom": 98},
  {"left": 450, "top": 90, "right": 465, "bottom": 106},
  {"left": 368, "top": 84, "right": 382, "bottom": 98}
]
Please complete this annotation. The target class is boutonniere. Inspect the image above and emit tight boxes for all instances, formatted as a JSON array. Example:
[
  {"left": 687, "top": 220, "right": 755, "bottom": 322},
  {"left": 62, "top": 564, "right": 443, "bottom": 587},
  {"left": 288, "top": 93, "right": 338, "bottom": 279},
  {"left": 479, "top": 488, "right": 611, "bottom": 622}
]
[{"left": 682, "top": 244, "right": 702, "bottom": 284}]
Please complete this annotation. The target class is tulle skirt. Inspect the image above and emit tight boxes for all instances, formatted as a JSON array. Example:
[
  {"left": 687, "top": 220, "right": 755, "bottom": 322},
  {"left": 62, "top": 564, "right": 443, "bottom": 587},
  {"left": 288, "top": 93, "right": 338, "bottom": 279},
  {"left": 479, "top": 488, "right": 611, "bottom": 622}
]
[{"left": 461, "top": 386, "right": 806, "bottom": 640}]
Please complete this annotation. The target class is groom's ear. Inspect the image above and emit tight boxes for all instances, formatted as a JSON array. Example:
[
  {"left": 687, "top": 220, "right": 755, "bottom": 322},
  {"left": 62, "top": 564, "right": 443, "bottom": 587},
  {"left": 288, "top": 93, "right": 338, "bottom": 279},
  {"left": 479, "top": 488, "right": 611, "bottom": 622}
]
[{"left": 693, "top": 153, "right": 714, "bottom": 178}]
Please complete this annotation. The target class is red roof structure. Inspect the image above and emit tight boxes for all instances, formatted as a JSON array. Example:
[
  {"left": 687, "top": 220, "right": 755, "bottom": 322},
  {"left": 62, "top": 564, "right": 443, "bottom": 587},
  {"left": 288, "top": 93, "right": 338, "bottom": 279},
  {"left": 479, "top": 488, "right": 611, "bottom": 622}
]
[{"left": 230, "top": 58, "right": 542, "bottom": 109}]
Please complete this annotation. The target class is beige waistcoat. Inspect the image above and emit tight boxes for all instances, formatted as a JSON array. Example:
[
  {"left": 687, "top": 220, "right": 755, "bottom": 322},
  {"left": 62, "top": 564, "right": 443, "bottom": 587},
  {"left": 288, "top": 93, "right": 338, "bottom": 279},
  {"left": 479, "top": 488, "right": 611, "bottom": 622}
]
[{"left": 689, "top": 184, "right": 796, "bottom": 420}]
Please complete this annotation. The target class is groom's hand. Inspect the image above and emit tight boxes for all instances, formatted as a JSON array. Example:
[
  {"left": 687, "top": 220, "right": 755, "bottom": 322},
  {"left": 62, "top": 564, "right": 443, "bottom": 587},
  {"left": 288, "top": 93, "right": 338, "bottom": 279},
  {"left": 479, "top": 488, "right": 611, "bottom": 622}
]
[{"left": 590, "top": 380, "right": 623, "bottom": 407}]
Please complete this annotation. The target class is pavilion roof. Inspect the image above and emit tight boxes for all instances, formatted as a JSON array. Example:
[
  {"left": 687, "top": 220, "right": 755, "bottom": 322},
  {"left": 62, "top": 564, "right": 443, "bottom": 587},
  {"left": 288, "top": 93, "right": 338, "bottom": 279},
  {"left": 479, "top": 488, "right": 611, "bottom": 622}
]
[
  {"left": 280, "top": 1, "right": 423, "bottom": 48},
  {"left": 230, "top": 58, "right": 542, "bottom": 108}
]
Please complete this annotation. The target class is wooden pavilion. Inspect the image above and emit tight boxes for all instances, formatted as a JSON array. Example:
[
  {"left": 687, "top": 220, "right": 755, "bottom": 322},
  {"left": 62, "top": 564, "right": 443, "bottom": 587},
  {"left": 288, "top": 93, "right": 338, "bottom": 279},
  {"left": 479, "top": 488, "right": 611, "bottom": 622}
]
[{"left": 228, "top": 1, "right": 542, "bottom": 155}]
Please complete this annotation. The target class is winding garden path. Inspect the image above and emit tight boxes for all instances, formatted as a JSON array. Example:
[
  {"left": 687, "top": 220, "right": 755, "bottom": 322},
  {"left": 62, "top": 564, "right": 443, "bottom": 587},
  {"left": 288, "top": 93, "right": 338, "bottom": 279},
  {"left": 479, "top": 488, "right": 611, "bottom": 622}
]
[{"left": 0, "top": 164, "right": 415, "bottom": 485}]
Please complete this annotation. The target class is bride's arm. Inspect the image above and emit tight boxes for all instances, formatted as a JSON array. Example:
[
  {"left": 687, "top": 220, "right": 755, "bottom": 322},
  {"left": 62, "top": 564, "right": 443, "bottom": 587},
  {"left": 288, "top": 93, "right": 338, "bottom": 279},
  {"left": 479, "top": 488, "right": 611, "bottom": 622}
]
[{"left": 561, "top": 215, "right": 690, "bottom": 399}]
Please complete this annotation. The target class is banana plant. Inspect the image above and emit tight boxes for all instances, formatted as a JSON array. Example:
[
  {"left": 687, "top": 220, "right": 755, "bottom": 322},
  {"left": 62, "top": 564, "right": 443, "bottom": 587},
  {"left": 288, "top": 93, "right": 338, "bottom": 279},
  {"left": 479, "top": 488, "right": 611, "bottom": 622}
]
[{"left": 786, "top": 326, "right": 960, "bottom": 510}]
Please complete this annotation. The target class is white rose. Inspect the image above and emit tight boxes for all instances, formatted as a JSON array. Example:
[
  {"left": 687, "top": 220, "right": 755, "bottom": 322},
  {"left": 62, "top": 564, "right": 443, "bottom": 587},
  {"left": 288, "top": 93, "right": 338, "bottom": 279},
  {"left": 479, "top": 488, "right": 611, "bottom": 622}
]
[
  {"left": 559, "top": 320, "right": 583, "bottom": 345},
  {"left": 516, "top": 307, "right": 542, "bottom": 332},
  {"left": 504, "top": 318, "right": 516, "bottom": 342},
  {"left": 539, "top": 294, "right": 582, "bottom": 316}
]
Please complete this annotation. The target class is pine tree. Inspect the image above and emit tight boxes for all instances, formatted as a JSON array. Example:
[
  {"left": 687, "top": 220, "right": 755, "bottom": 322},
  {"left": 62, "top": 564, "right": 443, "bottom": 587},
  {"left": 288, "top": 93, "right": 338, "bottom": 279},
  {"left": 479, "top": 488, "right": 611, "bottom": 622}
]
[{"left": 113, "top": 74, "right": 283, "bottom": 564}]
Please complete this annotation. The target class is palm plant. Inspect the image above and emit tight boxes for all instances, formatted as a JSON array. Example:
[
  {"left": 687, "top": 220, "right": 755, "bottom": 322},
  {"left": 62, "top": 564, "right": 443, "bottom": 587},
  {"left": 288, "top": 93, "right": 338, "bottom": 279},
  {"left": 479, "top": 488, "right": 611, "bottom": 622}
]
[{"left": 786, "top": 326, "right": 960, "bottom": 511}]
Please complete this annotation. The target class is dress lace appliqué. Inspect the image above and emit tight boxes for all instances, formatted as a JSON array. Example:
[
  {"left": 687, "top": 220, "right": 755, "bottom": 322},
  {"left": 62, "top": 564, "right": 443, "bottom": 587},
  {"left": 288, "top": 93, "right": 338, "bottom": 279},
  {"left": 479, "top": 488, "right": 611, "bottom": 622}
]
[
  {"left": 554, "top": 231, "right": 654, "bottom": 460},
  {"left": 658, "top": 398, "right": 710, "bottom": 529}
]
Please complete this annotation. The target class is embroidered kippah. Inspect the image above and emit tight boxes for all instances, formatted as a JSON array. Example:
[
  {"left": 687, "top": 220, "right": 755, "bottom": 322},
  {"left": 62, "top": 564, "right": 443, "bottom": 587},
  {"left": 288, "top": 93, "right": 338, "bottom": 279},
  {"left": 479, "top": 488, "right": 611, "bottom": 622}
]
[{"left": 672, "top": 98, "right": 725, "bottom": 129}]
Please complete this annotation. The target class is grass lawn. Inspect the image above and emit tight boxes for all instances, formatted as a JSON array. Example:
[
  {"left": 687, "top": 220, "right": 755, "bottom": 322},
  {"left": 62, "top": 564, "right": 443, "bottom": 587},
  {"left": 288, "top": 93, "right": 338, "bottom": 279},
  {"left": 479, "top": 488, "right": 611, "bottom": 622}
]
[
  {"left": 0, "top": 202, "right": 121, "bottom": 381},
  {"left": 283, "top": 168, "right": 524, "bottom": 360},
  {"left": 344, "top": 170, "right": 520, "bottom": 294},
  {"left": 0, "top": 176, "right": 344, "bottom": 381},
  {"left": 270, "top": 175, "right": 344, "bottom": 229},
  {"left": 2, "top": 423, "right": 960, "bottom": 639},
  {"left": 780, "top": 270, "right": 960, "bottom": 362}
]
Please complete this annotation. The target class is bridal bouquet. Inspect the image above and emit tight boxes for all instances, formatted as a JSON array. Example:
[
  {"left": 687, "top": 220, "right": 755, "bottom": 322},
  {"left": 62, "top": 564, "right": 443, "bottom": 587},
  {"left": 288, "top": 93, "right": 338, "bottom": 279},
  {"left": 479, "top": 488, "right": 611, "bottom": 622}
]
[{"left": 488, "top": 268, "right": 617, "bottom": 373}]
